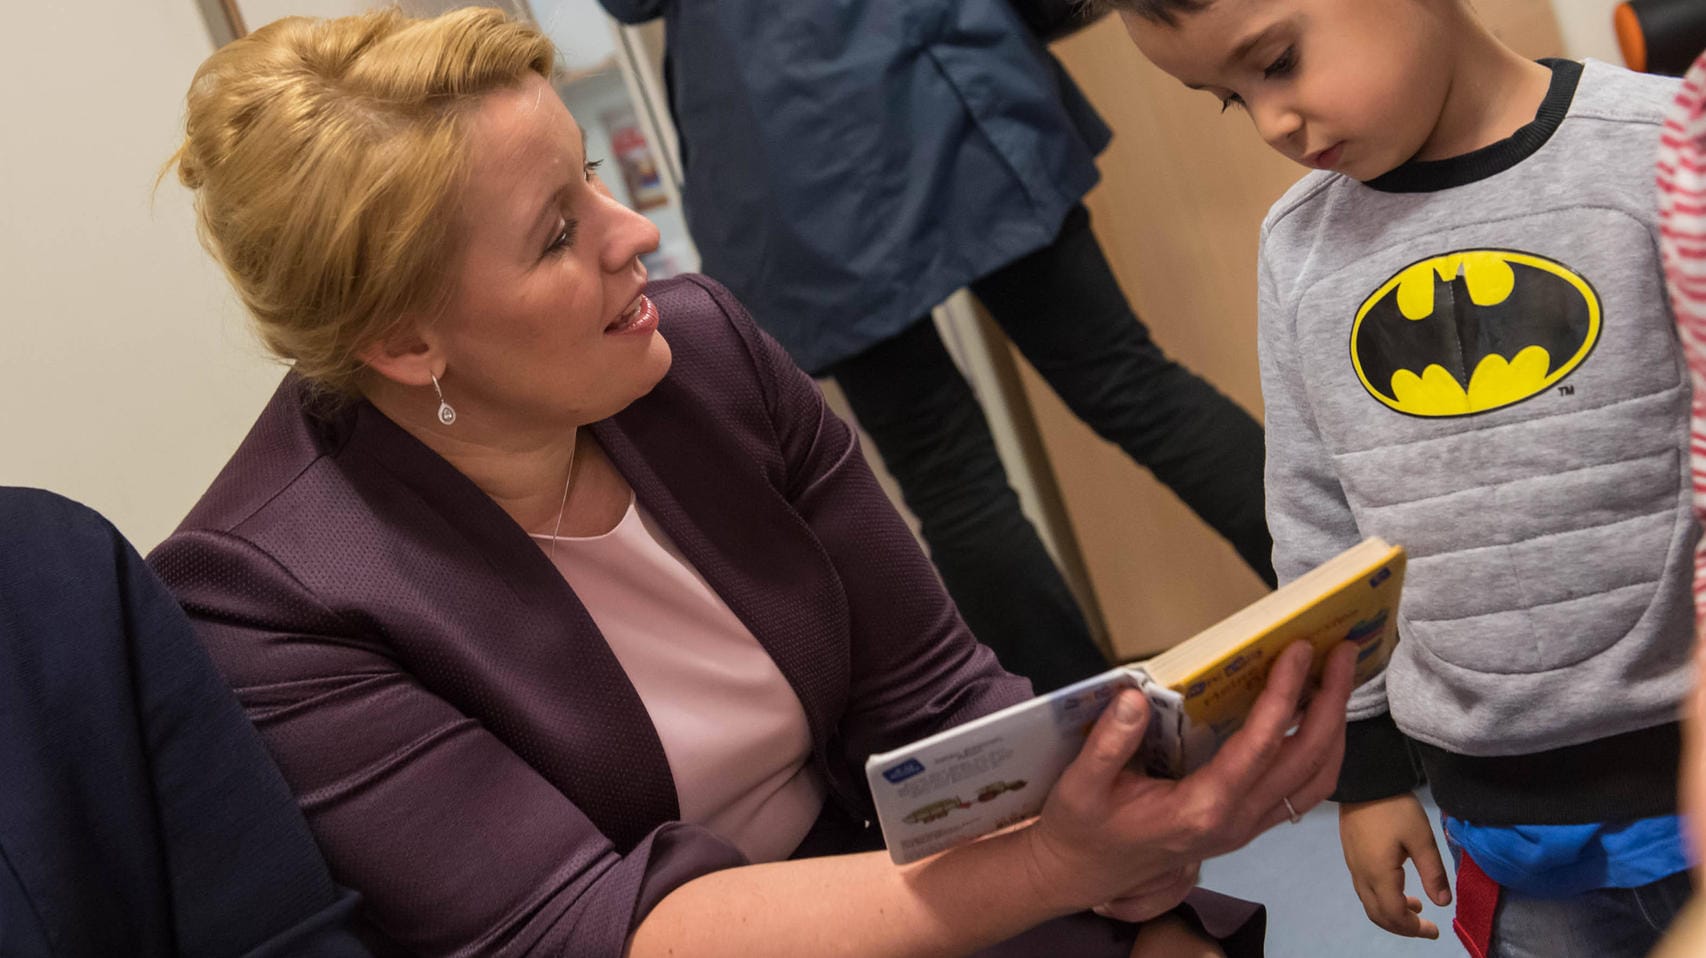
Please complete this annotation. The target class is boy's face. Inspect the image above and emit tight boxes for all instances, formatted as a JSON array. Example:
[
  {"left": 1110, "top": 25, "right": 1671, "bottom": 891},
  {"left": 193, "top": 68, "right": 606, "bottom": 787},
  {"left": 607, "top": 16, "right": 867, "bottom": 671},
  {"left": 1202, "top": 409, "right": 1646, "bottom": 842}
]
[{"left": 1123, "top": 0, "right": 1454, "bottom": 182}]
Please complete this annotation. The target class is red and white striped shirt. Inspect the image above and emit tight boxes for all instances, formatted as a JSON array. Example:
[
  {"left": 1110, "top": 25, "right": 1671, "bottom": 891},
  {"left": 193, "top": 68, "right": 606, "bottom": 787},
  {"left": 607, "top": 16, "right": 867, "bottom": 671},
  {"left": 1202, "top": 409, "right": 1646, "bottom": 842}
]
[{"left": 1660, "top": 52, "right": 1706, "bottom": 614}]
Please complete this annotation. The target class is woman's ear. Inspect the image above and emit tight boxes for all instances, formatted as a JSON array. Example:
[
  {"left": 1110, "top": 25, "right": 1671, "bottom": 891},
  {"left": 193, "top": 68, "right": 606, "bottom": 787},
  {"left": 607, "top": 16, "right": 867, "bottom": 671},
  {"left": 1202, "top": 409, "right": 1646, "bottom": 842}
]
[{"left": 357, "top": 318, "right": 442, "bottom": 388}]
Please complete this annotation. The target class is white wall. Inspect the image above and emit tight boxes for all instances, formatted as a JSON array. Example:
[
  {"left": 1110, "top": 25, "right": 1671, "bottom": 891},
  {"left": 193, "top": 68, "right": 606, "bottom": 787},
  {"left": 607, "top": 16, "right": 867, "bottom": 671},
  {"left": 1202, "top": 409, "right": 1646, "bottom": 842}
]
[
  {"left": 1548, "top": 0, "right": 1624, "bottom": 63},
  {"left": 1, "top": 1, "right": 285, "bottom": 552}
]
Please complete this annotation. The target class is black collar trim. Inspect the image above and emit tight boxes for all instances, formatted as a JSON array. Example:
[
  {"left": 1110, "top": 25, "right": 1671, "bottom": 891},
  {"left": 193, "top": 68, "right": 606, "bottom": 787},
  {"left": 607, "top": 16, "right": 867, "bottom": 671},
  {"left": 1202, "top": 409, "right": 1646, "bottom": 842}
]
[{"left": 1366, "top": 59, "right": 1582, "bottom": 194}]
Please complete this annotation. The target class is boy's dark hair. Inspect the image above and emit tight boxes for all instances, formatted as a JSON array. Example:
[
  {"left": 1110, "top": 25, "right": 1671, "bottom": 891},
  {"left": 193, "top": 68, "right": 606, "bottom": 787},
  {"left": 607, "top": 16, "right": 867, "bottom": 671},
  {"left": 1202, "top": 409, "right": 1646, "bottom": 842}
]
[{"left": 1090, "top": 0, "right": 1211, "bottom": 26}]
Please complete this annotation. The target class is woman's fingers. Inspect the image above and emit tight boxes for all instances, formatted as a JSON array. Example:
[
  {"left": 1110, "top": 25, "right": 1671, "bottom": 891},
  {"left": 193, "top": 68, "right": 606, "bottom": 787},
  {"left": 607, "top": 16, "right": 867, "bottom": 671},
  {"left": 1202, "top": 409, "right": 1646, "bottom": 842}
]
[
  {"left": 1167, "top": 641, "right": 1355, "bottom": 855},
  {"left": 1197, "top": 643, "right": 1315, "bottom": 792},
  {"left": 1283, "top": 720, "right": 1346, "bottom": 817},
  {"left": 1028, "top": 688, "right": 1158, "bottom": 908},
  {"left": 1289, "top": 641, "right": 1357, "bottom": 752},
  {"left": 1246, "top": 642, "right": 1356, "bottom": 810},
  {"left": 1059, "top": 689, "right": 1151, "bottom": 802},
  {"left": 1044, "top": 643, "right": 1358, "bottom": 903}
]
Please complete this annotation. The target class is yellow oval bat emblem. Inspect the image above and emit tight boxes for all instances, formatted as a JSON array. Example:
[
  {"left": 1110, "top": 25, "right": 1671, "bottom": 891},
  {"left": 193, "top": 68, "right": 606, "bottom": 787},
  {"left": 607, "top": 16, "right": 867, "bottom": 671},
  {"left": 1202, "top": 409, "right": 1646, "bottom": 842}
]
[{"left": 1350, "top": 249, "right": 1600, "bottom": 417}]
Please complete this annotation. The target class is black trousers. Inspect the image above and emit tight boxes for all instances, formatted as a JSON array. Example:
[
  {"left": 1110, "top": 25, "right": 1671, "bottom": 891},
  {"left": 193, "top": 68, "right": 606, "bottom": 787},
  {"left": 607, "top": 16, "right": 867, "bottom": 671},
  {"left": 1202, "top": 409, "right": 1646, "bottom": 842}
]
[{"left": 829, "top": 205, "right": 1274, "bottom": 692}]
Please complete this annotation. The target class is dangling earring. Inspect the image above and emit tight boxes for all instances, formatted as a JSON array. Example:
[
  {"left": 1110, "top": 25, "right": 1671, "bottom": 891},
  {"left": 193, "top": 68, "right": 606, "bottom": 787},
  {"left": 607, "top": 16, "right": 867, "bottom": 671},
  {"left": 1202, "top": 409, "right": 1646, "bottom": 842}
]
[{"left": 431, "top": 373, "right": 456, "bottom": 426}]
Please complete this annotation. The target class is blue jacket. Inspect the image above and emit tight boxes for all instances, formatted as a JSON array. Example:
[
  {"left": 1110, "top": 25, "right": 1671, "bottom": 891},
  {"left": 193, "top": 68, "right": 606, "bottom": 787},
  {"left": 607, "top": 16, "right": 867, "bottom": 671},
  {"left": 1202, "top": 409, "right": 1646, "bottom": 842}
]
[
  {"left": 599, "top": 0, "right": 1111, "bottom": 373},
  {"left": 0, "top": 488, "right": 368, "bottom": 958}
]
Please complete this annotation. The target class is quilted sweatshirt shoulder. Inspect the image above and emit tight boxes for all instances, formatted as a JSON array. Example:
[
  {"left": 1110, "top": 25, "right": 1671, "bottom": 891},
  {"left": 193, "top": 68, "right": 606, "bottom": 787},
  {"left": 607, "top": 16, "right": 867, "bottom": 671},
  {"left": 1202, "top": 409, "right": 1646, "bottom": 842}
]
[
  {"left": 1258, "top": 170, "right": 1353, "bottom": 303},
  {"left": 1570, "top": 58, "right": 1682, "bottom": 128},
  {"left": 1261, "top": 171, "right": 1343, "bottom": 236}
]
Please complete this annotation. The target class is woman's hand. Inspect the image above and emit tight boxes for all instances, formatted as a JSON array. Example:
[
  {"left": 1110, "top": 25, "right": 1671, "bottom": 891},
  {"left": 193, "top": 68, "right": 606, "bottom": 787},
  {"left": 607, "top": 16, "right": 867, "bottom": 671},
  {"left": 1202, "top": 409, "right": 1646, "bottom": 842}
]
[
  {"left": 1023, "top": 639, "right": 1356, "bottom": 916},
  {"left": 1338, "top": 792, "right": 1452, "bottom": 938},
  {"left": 634, "top": 642, "right": 1341, "bottom": 958},
  {"left": 1094, "top": 862, "right": 1200, "bottom": 922}
]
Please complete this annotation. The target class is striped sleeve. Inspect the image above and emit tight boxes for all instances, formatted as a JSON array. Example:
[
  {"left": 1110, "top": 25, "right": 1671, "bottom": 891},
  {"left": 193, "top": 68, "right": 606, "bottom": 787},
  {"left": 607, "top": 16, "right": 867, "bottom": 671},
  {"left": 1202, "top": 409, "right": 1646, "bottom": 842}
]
[{"left": 1659, "top": 52, "right": 1706, "bottom": 617}]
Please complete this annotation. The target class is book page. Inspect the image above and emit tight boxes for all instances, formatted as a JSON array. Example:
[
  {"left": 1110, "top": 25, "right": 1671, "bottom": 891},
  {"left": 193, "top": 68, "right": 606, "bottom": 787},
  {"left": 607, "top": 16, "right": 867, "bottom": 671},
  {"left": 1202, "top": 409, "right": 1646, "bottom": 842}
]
[{"left": 864, "top": 667, "right": 1140, "bottom": 864}]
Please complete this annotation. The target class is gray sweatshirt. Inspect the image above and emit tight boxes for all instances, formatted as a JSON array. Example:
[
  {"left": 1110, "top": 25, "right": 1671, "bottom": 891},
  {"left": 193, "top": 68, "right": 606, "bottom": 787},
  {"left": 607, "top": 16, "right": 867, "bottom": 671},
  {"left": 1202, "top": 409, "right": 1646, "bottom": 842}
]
[{"left": 1258, "top": 59, "right": 1694, "bottom": 820}]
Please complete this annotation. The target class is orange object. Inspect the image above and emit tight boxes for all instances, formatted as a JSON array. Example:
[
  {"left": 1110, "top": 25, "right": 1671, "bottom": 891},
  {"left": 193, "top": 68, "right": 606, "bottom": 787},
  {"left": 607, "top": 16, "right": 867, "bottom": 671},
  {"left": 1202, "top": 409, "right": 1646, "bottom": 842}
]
[
  {"left": 1616, "top": 2, "right": 1648, "bottom": 73},
  {"left": 1617, "top": 0, "right": 1706, "bottom": 75}
]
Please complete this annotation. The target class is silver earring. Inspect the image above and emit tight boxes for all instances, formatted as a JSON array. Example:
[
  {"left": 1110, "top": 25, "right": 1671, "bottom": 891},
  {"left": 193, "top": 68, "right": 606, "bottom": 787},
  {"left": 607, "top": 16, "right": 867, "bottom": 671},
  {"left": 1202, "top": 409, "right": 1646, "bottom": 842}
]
[{"left": 431, "top": 374, "right": 456, "bottom": 426}]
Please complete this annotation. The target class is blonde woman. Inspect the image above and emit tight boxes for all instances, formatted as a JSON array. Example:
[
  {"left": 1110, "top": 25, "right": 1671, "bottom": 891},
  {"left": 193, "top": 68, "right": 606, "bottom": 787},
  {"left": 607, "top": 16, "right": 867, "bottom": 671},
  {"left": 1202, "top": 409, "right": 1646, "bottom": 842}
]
[{"left": 150, "top": 9, "right": 1352, "bottom": 956}]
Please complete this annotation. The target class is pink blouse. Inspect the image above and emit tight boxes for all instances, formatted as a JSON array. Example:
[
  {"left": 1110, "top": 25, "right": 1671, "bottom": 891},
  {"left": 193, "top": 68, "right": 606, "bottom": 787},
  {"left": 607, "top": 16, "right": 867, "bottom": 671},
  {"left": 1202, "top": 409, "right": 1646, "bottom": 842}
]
[{"left": 533, "top": 499, "right": 825, "bottom": 863}]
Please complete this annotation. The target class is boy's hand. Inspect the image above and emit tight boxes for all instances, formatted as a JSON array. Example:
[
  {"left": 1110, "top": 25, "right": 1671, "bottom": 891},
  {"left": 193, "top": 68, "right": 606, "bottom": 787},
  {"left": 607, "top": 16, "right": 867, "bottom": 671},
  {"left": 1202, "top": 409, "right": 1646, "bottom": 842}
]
[{"left": 1338, "top": 793, "right": 1452, "bottom": 938}]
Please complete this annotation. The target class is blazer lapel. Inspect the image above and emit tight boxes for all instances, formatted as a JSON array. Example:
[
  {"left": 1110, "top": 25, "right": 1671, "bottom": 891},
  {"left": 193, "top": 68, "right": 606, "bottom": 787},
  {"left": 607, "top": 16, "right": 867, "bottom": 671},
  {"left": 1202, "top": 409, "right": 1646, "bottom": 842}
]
[
  {"left": 591, "top": 412, "right": 851, "bottom": 754},
  {"left": 346, "top": 402, "right": 679, "bottom": 851}
]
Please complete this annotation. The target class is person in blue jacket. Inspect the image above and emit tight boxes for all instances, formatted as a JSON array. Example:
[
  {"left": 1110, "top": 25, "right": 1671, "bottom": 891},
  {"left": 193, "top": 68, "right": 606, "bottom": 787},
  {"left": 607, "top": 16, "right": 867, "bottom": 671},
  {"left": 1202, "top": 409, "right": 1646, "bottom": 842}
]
[
  {"left": 0, "top": 487, "right": 369, "bottom": 958},
  {"left": 597, "top": 0, "right": 1276, "bottom": 690}
]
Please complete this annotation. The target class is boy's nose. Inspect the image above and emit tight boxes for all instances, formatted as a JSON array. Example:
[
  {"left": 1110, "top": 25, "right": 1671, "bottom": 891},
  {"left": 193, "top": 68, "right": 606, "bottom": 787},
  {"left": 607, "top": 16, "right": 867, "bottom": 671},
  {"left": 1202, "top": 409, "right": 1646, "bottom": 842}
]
[{"left": 1254, "top": 103, "right": 1305, "bottom": 154}]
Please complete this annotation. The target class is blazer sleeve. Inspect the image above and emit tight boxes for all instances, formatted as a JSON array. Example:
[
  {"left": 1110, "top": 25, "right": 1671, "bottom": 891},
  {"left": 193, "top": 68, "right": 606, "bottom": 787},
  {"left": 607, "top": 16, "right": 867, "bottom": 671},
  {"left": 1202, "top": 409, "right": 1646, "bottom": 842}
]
[
  {"left": 151, "top": 530, "right": 745, "bottom": 958},
  {"left": 698, "top": 278, "right": 1034, "bottom": 774}
]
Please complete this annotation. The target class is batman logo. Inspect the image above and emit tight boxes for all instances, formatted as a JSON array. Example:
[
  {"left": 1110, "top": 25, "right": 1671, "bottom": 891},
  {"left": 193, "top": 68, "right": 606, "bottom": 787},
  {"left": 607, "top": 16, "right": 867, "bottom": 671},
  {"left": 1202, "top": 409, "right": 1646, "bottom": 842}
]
[{"left": 1350, "top": 250, "right": 1600, "bottom": 417}]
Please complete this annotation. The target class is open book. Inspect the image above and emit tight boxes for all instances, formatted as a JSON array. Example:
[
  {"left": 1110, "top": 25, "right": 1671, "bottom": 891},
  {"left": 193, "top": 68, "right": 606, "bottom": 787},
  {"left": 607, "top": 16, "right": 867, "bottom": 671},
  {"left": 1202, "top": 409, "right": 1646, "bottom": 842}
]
[{"left": 864, "top": 538, "right": 1406, "bottom": 864}]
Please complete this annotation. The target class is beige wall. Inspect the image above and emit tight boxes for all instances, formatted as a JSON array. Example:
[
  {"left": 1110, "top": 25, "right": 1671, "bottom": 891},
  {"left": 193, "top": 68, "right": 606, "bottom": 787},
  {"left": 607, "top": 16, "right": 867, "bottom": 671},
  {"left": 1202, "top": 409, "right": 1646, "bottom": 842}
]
[
  {"left": 1, "top": 1, "right": 283, "bottom": 552},
  {"left": 0, "top": 0, "right": 908, "bottom": 562},
  {"left": 1548, "top": 0, "right": 1624, "bottom": 62}
]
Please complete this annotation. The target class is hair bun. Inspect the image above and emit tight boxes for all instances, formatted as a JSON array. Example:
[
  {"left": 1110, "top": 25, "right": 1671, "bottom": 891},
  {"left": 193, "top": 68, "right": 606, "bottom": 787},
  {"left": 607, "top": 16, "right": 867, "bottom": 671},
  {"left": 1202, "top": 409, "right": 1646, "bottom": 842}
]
[
  {"left": 167, "top": 7, "right": 556, "bottom": 396},
  {"left": 174, "top": 143, "right": 206, "bottom": 190}
]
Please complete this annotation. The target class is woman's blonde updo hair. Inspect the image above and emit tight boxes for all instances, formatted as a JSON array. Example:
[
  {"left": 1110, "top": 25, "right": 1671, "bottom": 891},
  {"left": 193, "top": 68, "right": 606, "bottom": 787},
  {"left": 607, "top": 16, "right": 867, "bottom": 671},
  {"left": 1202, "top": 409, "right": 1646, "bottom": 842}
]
[{"left": 169, "top": 7, "right": 555, "bottom": 396}]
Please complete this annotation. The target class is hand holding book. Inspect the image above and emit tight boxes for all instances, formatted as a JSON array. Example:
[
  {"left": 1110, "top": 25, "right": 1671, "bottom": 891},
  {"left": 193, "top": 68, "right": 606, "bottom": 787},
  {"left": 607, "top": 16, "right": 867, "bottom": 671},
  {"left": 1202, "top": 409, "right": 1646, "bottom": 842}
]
[
  {"left": 1011, "top": 639, "right": 1359, "bottom": 919},
  {"left": 867, "top": 539, "right": 1404, "bottom": 864}
]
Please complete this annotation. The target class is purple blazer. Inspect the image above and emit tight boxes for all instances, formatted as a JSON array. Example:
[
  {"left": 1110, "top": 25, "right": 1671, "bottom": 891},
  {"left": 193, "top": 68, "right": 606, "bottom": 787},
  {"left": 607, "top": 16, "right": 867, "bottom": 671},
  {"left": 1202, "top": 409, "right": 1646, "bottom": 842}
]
[{"left": 150, "top": 275, "right": 1262, "bottom": 956}]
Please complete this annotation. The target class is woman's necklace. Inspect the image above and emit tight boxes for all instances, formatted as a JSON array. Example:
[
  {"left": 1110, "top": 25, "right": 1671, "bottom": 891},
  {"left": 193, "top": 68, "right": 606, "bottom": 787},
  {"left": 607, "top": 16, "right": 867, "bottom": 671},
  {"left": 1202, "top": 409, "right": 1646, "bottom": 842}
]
[{"left": 546, "top": 432, "right": 578, "bottom": 562}]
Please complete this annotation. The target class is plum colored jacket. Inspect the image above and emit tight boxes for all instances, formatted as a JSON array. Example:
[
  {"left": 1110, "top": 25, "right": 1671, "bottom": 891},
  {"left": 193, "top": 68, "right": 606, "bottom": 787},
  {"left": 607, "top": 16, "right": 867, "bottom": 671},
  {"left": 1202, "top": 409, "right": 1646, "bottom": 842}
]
[{"left": 150, "top": 275, "right": 1261, "bottom": 956}]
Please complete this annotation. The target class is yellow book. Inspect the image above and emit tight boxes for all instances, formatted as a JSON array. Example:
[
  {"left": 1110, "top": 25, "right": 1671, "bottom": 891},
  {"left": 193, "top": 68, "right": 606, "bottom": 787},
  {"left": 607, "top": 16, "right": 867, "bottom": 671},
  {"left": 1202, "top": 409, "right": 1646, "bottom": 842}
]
[{"left": 864, "top": 538, "right": 1405, "bottom": 864}]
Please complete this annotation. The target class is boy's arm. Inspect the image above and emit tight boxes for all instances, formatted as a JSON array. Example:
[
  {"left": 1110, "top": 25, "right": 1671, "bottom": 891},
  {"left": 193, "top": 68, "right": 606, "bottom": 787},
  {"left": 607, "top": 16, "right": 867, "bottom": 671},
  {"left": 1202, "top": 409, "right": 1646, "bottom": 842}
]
[{"left": 1255, "top": 250, "right": 1422, "bottom": 803}]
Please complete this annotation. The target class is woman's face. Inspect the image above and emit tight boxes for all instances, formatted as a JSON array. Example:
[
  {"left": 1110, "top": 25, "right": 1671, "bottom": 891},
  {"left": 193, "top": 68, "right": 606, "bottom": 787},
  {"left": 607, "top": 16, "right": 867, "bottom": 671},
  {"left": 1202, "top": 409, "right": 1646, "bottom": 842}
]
[{"left": 429, "top": 73, "right": 669, "bottom": 434}]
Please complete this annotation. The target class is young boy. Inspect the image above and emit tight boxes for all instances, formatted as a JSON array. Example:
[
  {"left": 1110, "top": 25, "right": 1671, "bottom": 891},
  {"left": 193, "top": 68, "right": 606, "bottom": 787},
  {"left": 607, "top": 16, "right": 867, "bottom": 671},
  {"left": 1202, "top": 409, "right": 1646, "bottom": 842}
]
[{"left": 1111, "top": 1, "right": 1696, "bottom": 955}]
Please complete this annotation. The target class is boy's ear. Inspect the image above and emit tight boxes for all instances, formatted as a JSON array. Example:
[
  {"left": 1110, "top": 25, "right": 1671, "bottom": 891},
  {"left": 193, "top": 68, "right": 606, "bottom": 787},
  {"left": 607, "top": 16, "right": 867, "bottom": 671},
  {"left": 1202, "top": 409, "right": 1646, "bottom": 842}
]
[{"left": 357, "top": 317, "right": 443, "bottom": 389}]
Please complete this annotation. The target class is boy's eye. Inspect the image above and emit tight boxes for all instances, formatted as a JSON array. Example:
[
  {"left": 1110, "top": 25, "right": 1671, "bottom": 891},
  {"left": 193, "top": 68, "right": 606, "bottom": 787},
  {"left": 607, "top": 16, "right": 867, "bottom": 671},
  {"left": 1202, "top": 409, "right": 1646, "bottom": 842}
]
[
  {"left": 1220, "top": 94, "right": 1246, "bottom": 114},
  {"left": 1263, "top": 46, "right": 1297, "bottom": 80},
  {"left": 545, "top": 217, "right": 577, "bottom": 256},
  {"left": 584, "top": 158, "right": 604, "bottom": 181}
]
